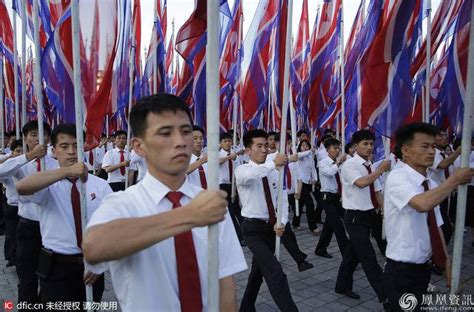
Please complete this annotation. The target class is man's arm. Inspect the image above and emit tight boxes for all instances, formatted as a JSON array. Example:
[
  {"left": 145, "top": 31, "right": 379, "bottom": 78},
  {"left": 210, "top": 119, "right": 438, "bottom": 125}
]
[
  {"left": 437, "top": 147, "right": 461, "bottom": 169},
  {"left": 83, "top": 190, "right": 228, "bottom": 265},
  {"left": 219, "top": 153, "right": 236, "bottom": 164},
  {"left": 186, "top": 156, "right": 207, "bottom": 174},
  {"left": 16, "top": 162, "right": 88, "bottom": 195},
  {"left": 409, "top": 168, "right": 474, "bottom": 212},
  {"left": 103, "top": 161, "right": 129, "bottom": 173},
  {"left": 353, "top": 160, "right": 390, "bottom": 188},
  {"left": 219, "top": 276, "right": 237, "bottom": 312}
]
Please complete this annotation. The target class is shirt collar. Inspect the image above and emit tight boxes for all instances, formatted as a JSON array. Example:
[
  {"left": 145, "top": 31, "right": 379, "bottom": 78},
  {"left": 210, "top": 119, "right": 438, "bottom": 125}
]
[
  {"left": 401, "top": 162, "right": 427, "bottom": 186},
  {"left": 141, "top": 171, "right": 195, "bottom": 207},
  {"left": 354, "top": 153, "right": 372, "bottom": 166}
]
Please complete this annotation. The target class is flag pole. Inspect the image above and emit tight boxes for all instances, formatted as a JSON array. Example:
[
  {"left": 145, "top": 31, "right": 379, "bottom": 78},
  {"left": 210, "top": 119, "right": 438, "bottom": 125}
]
[
  {"left": 340, "top": 1, "right": 346, "bottom": 148},
  {"left": 275, "top": 0, "right": 293, "bottom": 260},
  {"left": 21, "top": 0, "right": 27, "bottom": 141},
  {"left": 425, "top": 0, "right": 432, "bottom": 123},
  {"left": 450, "top": 0, "right": 474, "bottom": 294},
  {"left": 206, "top": 0, "right": 221, "bottom": 310},
  {"left": 289, "top": 88, "right": 299, "bottom": 218},
  {"left": 125, "top": 38, "right": 136, "bottom": 189},
  {"left": 13, "top": 5, "right": 20, "bottom": 139},
  {"left": 70, "top": 0, "right": 93, "bottom": 306},
  {"left": 32, "top": 0, "right": 45, "bottom": 170}
]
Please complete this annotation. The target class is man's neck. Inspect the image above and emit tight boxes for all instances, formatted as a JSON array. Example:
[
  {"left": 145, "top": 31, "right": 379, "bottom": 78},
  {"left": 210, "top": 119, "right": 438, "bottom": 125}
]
[
  {"left": 193, "top": 150, "right": 201, "bottom": 157},
  {"left": 406, "top": 162, "right": 428, "bottom": 177},
  {"left": 148, "top": 167, "right": 187, "bottom": 191},
  {"left": 356, "top": 152, "right": 368, "bottom": 161}
]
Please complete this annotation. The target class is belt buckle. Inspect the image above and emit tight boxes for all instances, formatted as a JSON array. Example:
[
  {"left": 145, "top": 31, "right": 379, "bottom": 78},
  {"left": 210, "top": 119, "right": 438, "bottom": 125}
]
[{"left": 323, "top": 193, "right": 327, "bottom": 201}]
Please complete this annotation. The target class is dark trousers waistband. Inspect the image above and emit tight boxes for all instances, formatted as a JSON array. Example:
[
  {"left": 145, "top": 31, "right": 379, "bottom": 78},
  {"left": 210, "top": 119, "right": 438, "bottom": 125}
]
[
  {"left": 345, "top": 209, "right": 376, "bottom": 215},
  {"left": 54, "top": 252, "right": 84, "bottom": 264},
  {"left": 242, "top": 217, "right": 271, "bottom": 225},
  {"left": 386, "top": 258, "right": 431, "bottom": 270},
  {"left": 19, "top": 217, "right": 40, "bottom": 226}
]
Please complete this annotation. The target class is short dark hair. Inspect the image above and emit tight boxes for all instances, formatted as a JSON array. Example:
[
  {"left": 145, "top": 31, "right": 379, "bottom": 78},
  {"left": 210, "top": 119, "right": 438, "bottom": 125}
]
[
  {"left": 193, "top": 125, "right": 205, "bottom": 135},
  {"left": 130, "top": 94, "right": 193, "bottom": 138},
  {"left": 10, "top": 139, "right": 23, "bottom": 151},
  {"left": 351, "top": 129, "right": 375, "bottom": 144},
  {"left": 22, "top": 120, "right": 52, "bottom": 137},
  {"left": 220, "top": 132, "right": 232, "bottom": 142},
  {"left": 51, "top": 123, "right": 83, "bottom": 147},
  {"left": 243, "top": 129, "right": 268, "bottom": 148},
  {"left": 320, "top": 134, "right": 333, "bottom": 144},
  {"left": 4, "top": 132, "right": 10, "bottom": 138},
  {"left": 324, "top": 138, "right": 341, "bottom": 149},
  {"left": 297, "top": 130, "right": 308, "bottom": 137},
  {"left": 114, "top": 130, "right": 127, "bottom": 137},
  {"left": 297, "top": 139, "right": 311, "bottom": 152},
  {"left": 324, "top": 128, "right": 335, "bottom": 135},
  {"left": 394, "top": 122, "right": 438, "bottom": 159},
  {"left": 267, "top": 131, "right": 277, "bottom": 138},
  {"left": 8, "top": 131, "right": 16, "bottom": 138},
  {"left": 344, "top": 142, "right": 354, "bottom": 154}
]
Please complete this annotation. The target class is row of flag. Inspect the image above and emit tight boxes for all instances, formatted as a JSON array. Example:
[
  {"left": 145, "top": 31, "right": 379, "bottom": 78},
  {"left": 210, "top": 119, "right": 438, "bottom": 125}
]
[{"left": 0, "top": 0, "right": 472, "bottom": 155}]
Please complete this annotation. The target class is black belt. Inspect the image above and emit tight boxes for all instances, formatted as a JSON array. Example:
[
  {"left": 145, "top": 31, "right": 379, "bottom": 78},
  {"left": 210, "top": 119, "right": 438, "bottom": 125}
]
[
  {"left": 242, "top": 217, "right": 270, "bottom": 224},
  {"left": 321, "top": 192, "right": 341, "bottom": 200},
  {"left": 19, "top": 217, "right": 40, "bottom": 225},
  {"left": 54, "top": 253, "right": 84, "bottom": 264},
  {"left": 386, "top": 258, "right": 430, "bottom": 270},
  {"left": 345, "top": 209, "right": 376, "bottom": 215}
]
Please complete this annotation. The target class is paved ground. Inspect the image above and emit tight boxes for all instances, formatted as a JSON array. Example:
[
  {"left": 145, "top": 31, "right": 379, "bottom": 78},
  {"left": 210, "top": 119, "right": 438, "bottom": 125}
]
[{"left": 1, "top": 214, "right": 473, "bottom": 311}]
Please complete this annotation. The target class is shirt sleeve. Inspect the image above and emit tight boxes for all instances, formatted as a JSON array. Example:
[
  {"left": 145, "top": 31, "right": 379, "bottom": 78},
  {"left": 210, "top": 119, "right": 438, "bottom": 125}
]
[
  {"left": 281, "top": 188, "right": 289, "bottom": 225},
  {"left": 18, "top": 187, "right": 49, "bottom": 206},
  {"left": 385, "top": 172, "right": 420, "bottom": 211},
  {"left": 319, "top": 160, "right": 338, "bottom": 177},
  {"left": 235, "top": 162, "right": 276, "bottom": 186},
  {"left": 431, "top": 150, "right": 443, "bottom": 170},
  {"left": 101, "top": 151, "right": 113, "bottom": 168},
  {"left": 341, "top": 160, "right": 363, "bottom": 186},
  {"left": 218, "top": 212, "right": 247, "bottom": 279},
  {"left": 0, "top": 154, "right": 28, "bottom": 179}
]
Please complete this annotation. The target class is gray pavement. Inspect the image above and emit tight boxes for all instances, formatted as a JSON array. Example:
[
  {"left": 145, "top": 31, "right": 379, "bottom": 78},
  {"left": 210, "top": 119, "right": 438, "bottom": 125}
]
[{"left": 1, "top": 215, "right": 473, "bottom": 311}]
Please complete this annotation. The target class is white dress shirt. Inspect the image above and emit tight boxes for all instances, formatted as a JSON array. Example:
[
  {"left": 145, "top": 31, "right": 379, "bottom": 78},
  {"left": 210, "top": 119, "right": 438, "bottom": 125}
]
[
  {"left": 316, "top": 145, "right": 328, "bottom": 162},
  {"left": 384, "top": 163, "right": 444, "bottom": 264},
  {"left": 428, "top": 148, "right": 450, "bottom": 185},
  {"left": 86, "top": 146, "right": 105, "bottom": 170},
  {"left": 85, "top": 173, "right": 246, "bottom": 312},
  {"left": 341, "top": 153, "right": 382, "bottom": 211},
  {"left": 187, "top": 154, "right": 208, "bottom": 188},
  {"left": 297, "top": 151, "right": 317, "bottom": 184},
  {"left": 265, "top": 152, "right": 301, "bottom": 195},
  {"left": 129, "top": 152, "right": 147, "bottom": 183},
  {"left": 218, "top": 148, "right": 234, "bottom": 184},
  {"left": 235, "top": 160, "right": 289, "bottom": 225},
  {"left": 319, "top": 157, "right": 340, "bottom": 194},
  {"left": 0, "top": 154, "right": 58, "bottom": 220},
  {"left": 102, "top": 148, "right": 129, "bottom": 183},
  {"left": 21, "top": 175, "right": 112, "bottom": 255},
  {"left": 453, "top": 151, "right": 474, "bottom": 186},
  {"left": 0, "top": 176, "right": 19, "bottom": 206}
]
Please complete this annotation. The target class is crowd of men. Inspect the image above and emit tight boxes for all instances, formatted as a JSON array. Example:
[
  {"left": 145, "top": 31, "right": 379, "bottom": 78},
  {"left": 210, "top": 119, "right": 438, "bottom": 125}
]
[{"left": 0, "top": 93, "right": 473, "bottom": 311}]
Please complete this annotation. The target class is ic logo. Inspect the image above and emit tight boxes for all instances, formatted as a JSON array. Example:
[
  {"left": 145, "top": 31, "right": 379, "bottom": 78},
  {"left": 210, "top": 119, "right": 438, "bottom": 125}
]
[
  {"left": 3, "top": 300, "right": 14, "bottom": 312},
  {"left": 399, "top": 293, "right": 418, "bottom": 311}
]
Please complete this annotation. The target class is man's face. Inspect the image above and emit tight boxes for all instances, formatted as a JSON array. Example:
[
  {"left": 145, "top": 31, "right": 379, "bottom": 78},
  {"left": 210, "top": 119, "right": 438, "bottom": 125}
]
[
  {"left": 299, "top": 133, "right": 309, "bottom": 142},
  {"left": 220, "top": 138, "right": 232, "bottom": 151},
  {"left": 12, "top": 146, "right": 23, "bottom": 157},
  {"left": 355, "top": 139, "right": 374, "bottom": 159},
  {"left": 132, "top": 111, "right": 193, "bottom": 177},
  {"left": 267, "top": 135, "right": 276, "bottom": 150},
  {"left": 192, "top": 130, "right": 204, "bottom": 154},
  {"left": 24, "top": 130, "right": 49, "bottom": 151},
  {"left": 300, "top": 141, "right": 310, "bottom": 152},
  {"left": 348, "top": 146, "right": 355, "bottom": 156},
  {"left": 246, "top": 137, "right": 268, "bottom": 164},
  {"left": 115, "top": 134, "right": 127, "bottom": 149},
  {"left": 53, "top": 133, "right": 78, "bottom": 167},
  {"left": 402, "top": 133, "right": 436, "bottom": 168},
  {"left": 327, "top": 145, "right": 340, "bottom": 159},
  {"left": 435, "top": 132, "right": 449, "bottom": 148},
  {"left": 100, "top": 136, "right": 107, "bottom": 145}
]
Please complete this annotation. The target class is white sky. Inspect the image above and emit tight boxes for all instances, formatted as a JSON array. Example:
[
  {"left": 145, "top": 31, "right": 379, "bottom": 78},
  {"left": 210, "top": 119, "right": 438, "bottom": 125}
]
[{"left": 5, "top": 0, "right": 441, "bottom": 63}]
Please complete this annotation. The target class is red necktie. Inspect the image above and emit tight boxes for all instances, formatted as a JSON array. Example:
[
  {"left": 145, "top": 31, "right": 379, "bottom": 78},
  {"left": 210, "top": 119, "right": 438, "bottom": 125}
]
[
  {"left": 68, "top": 178, "right": 83, "bottom": 248},
  {"left": 166, "top": 192, "right": 203, "bottom": 312},
  {"left": 335, "top": 172, "right": 342, "bottom": 194},
  {"left": 286, "top": 165, "right": 292, "bottom": 190},
  {"left": 440, "top": 152, "right": 450, "bottom": 179},
  {"left": 119, "top": 151, "right": 125, "bottom": 175},
  {"left": 363, "top": 164, "right": 379, "bottom": 209},
  {"left": 36, "top": 158, "right": 41, "bottom": 172},
  {"left": 196, "top": 158, "right": 207, "bottom": 189},
  {"left": 89, "top": 150, "right": 94, "bottom": 166},
  {"left": 228, "top": 153, "right": 233, "bottom": 181},
  {"left": 422, "top": 181, "right": 447, "bottom": 269},
  {"left": 262, "top": 177, "right": 276, "bottom": 225}
]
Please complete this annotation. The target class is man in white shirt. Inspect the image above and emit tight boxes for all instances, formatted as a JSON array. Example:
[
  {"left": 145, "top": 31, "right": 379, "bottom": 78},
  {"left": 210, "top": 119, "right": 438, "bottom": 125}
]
[
  {"left": 236, "top": 129, "right": 298, "bottom": 311},
  {"left": 0, "top": 120, "right": 57, "bottom": 304},
  {"left": 102, "top": 130, "right": 129, "bottom": 192},
  {"left": 82, "top": 94, "right": 247, "bottom": 311},
  {"left": 314, "top": 138, "right": 349, "bottom": 259},
  {"left": 1, "top": 139, "right": 23, "bottom": 267},
  {"left": 334, "top": 130, "right": 391, "bottom": 305},
  {"left": 16, "top": 123, "right": 112, "bottom": 304},
  {"left": 187, "top": 125, "right": 209, "bottom": 189},
  {"left": 1, "top": 131, "right": 11, "bottom": 154},
  {"left": 383, "top": 123, "right": 474, "bottom": 311}
]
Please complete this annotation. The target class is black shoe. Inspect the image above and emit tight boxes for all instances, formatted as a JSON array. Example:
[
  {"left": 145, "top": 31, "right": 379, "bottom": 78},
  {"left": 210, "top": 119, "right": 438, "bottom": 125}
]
[
  {"left": 315, "top": 250, "right": 333, "bottom": 259},
  {"left": 297, "top": 261, "right": 314, "bottom": 272},
  {"left": 335, "top": 290, "right": 360, "bottom": 300},
  {"left": 6, "top": 261, "right": 15, "bottom": 267},
  {"left": 431, "top": 264, "right": 443, "bottom": 276}
]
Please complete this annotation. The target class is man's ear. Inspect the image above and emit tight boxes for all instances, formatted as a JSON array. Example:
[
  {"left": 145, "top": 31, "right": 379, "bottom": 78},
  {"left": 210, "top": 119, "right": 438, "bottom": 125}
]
[{"left": 132, "top": 137, "right": 146, "bottom": 157}]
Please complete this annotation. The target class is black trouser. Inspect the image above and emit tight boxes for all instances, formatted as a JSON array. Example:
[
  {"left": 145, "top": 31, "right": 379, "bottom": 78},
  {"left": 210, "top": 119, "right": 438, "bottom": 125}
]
[
  {"left": 295, "top": 183, "right": 317, "bottom": 230},
  {"left": 3, "top": 203, "right": 19, "bottom": 263},
  {"left": 281, "top": 222, "right": 306, "bottom": 265},
  {"left": 289, "top": 194, "right": 300, "bottom": 227},
  {"left": 220, "top": 183, "right": 243, "bottom": 241},
  {"left": 439, "top": 198, "right": 453, "bottom": 244},
  {"left": 371, "top": 210, "right": 387, "bottom": 255},
  {"left": 40, "top": 254, "right": 104, "bottom": 308},
  {"left": 383, "top": 259, "right": 431, "bottom": 312},
  {"left": 240, "top": 219, "right": 298, "bottom": 312},
  {"left": 311, "top": 185, "right": 323, "bottom": 223},
  {"left": 335, "top": 209, "right": 385, "bottom": 302},
  {"left": 16, "top": 217, "right": 42, "bottom": 304},
  {"left": 315, "top": 193, "right": 348, "bottom": 256},
  {"left": 109, "top": 182, "right": 126, "bottom": 192}
]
